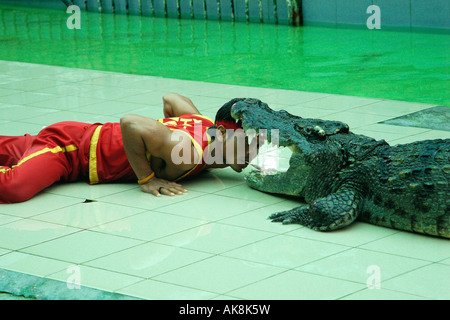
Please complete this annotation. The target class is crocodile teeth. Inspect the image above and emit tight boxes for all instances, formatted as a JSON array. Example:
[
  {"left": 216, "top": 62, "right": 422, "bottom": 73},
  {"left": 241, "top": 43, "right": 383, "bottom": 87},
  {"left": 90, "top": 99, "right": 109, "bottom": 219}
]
[{"left": 246, "top": 129, "right": 257, "bottom": 145}]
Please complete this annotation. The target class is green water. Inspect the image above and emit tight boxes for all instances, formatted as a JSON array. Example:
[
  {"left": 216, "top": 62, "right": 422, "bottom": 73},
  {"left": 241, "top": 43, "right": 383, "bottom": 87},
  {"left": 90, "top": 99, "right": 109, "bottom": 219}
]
[{"left": 0, "top": 4, "right": 449, "bottom": 106}]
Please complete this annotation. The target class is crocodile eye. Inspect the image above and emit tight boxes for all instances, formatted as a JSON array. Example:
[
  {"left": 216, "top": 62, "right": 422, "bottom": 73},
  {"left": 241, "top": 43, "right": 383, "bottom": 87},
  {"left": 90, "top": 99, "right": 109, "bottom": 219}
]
[
  {"left": 314, "top": 126, "right": 326, "bottom": 136},
  {"left": 300, "top": 125, "right": 327, "bottom": 139}
]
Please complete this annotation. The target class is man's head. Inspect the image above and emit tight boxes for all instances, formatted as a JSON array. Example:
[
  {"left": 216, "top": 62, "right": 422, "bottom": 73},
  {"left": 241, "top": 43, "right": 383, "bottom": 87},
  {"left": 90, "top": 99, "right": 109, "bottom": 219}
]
[
  {"left": 214, "top": 98, "right": 245, "bottom": 130},
  {"left": 206, "top": 98, "right": 260, "bottom": 173}
]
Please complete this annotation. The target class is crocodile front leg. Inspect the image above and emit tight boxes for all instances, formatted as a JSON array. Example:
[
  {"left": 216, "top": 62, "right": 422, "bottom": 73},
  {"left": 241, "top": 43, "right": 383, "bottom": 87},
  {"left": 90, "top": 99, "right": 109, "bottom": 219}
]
[
  {"left": 269, "top": 188, "right": 361, "bottom": 231},
  {"left": 245, "top": 170, "right": 303, "bottom": 196}
]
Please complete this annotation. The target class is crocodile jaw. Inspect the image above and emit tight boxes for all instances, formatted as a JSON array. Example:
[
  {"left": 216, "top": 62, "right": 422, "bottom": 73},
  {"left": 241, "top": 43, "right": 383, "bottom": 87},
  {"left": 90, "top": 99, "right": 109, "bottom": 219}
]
[{"left": 230, "top": 98, "right": 297, "bottom": 150}]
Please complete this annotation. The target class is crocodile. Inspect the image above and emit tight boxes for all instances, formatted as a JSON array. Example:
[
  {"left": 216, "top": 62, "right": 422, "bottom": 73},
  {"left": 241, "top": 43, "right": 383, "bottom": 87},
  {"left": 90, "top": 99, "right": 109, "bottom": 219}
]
[{"left": 230, "top": 98, "right": 450, "bottom": 238}]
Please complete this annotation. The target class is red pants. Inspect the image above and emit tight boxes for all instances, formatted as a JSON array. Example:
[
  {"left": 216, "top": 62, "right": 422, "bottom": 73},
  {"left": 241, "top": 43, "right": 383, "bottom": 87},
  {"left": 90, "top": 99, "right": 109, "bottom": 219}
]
[
  {"left": 1, "top": 121, "right": 136, "bottom": 203},
  {"left": 0, "top": 121, "right": 96, "bottom": 203}
]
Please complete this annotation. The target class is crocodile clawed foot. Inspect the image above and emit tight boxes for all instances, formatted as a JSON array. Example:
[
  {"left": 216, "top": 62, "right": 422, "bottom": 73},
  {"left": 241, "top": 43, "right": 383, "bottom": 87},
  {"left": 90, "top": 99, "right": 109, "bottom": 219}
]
[{"left": 269, "top": 210, "right": 298, "bottom": 224}]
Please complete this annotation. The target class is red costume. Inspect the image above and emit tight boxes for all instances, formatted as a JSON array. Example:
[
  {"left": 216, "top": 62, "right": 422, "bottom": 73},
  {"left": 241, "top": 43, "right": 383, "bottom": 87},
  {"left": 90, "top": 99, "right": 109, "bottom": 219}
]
[{"left": 0, "top": 114, "right": 214, "bottom": 204}]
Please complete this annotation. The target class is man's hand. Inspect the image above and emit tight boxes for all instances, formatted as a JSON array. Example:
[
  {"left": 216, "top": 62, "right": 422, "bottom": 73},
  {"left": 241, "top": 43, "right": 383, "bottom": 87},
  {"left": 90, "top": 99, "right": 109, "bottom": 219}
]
[{"left": 139, "top": 177, "right": 188, "bottom": 197}]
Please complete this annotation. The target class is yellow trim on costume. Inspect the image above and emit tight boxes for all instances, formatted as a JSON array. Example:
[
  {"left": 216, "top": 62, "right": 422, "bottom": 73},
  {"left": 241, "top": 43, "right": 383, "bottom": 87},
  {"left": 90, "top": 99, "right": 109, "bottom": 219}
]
[
  {"left": 15, "top": 145, "right": 78, "bottom": 167},
  {"left": 0, "top": 144, "right": 78, "bottom": 174},
  {"left": 192, "top": 114, "right": 214, "bottom": 123},
  {"left": 152, "top": 114, "right": 213, "bottom": 181},
  {"left": 63, "top": 144, "right": 78, "bottom": 152},
  {"left": 88, "top": 125, "right": 103, "bottom": 185},
  {"left": 170, "top": 128, "right": 204, "bottom": 181},
  {"left": 159, "top": 115, "right": 214, "bottom": 126}
]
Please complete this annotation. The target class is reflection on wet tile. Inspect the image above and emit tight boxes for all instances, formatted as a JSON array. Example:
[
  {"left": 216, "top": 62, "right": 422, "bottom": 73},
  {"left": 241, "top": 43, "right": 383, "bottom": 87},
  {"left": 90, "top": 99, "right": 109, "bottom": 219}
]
[
  {"left": 296, "top": 248, "right": 429, "bottom": 284},
  {"left": 0, "top": 219, "right": 80, "bottom": 250},
  {"left": 223, "top": 234, "right": 348, "bottom": 268},
  {"left": 381, "top": 264, "right": 450, "bottom": 300},
  {"left": 22, "top": 230, "right": 143, "bottom": 264},
  {"left": 155, "top": 194, "right": 267, "bottom": 221},
  {"left": 155, "top": 222, "right": 273, "bottom": 254},
  {"left": 86, "top": 242, "right": 212, "bottom": 278},
  {"left": 153, "top": 255, "right": 285, "bottom": 294},
  {"left": 118, "top": 279, "right": 217, "bottom": 300},
  {"left": 48, "top": 265, "right": 142, "bottom": 292},
  {"left": 90, "top": 211, "right": 208, "bottom": 241},
  {"left": 228, "top": 270, "right": 364, "bottom": 300},
  {"left": 34, "top": 201, "right": 144, "bottom": 229},
  {"left": 359, "top": 232, "right": 450, "bottom": 262}
]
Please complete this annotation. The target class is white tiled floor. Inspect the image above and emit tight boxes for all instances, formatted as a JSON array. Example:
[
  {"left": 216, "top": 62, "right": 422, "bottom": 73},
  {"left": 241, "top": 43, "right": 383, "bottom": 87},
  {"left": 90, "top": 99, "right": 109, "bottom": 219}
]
[{"left": 0, "top": 60, "right": 449, "bottom": 300}]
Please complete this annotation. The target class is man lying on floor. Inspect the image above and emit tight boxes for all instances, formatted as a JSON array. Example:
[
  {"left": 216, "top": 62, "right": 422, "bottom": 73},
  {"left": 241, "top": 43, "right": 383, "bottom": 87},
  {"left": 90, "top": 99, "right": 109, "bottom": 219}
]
[{"left": 0, "top": 93, "right": 259, "bottom": 204}]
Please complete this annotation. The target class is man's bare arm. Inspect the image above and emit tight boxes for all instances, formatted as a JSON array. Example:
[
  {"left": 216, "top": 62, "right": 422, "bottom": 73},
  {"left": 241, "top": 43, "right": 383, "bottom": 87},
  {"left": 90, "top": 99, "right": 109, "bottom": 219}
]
[
  {"left": 120, "top": 114, "right": 188, "bottom": 197},
  {"left": 163, "top": 93, "right": 201, "bottom": 118}
]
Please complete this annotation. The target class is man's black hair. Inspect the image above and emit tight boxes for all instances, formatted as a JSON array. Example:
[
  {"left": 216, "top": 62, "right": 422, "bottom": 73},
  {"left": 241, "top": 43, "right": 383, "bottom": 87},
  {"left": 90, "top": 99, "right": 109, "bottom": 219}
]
[
  {"left": 207, "top": 98, "right": 245, "bottom": 142},
  {"left": 214, "top": 98, "right": 246, "bottom": 123}
]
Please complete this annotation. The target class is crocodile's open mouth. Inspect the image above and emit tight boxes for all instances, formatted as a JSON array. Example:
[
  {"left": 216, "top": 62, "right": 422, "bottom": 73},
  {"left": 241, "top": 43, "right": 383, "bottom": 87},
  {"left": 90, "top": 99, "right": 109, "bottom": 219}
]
[
  {"left": 230, "top": 98, "right": 350, "bottom": 148},
  {"left": 230, "top": 98, "right": 296, "bottom": 175},
  {"left": 230, "top": 98, "right": 295, "bottom": 150},
  {"left": 230, "top": 98, "right": 351, "bottom": 176}
]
